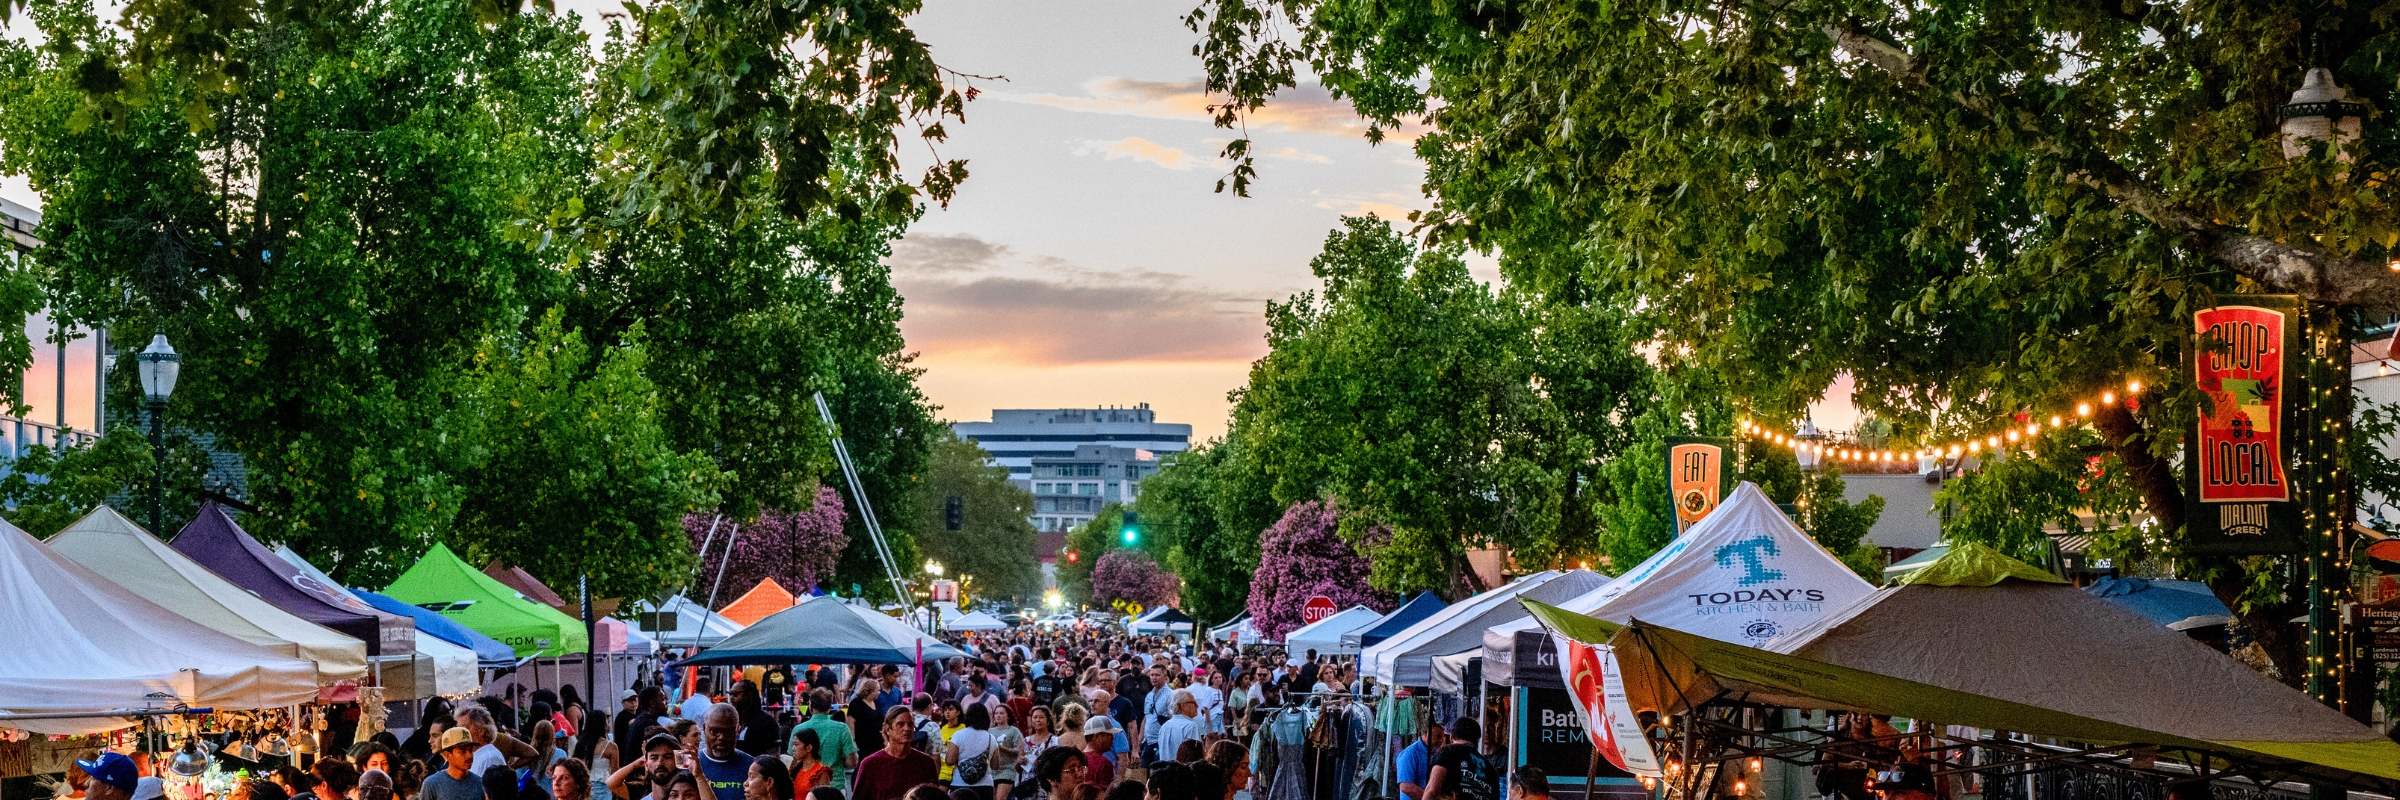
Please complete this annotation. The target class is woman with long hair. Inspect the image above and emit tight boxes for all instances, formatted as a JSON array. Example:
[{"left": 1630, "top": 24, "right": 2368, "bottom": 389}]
[
  {"left": 944, "top": 704, "right": 995, "bottom": 800},
  {"left": 743, "top": 757, "right": 795, "bottom": 800},
  {"left": 577, "top": 711, "right": 617, "bottom": 800},
  {"left": 1018, "top": 707, "right": 1056, "bottom": 764},
  {"left": 788, "top": 729, "right": 831, "bottom": 791},
  {"left": 1054, "top": 706, "right": 1086, "bottom": 753},
  {"left": 849, "top": 680, "right": 886, "bottom": 754},
  {"left": 550, "top": 760, "right": 593, "bottom": 800},
  {"left": 986, "top": 705, "right": 1022, "bottom": 800}
]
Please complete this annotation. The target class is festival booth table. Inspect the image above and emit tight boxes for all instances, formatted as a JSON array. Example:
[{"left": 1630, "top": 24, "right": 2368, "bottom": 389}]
[
  {"left": 636, "top": 594, "right": 745, "bottom": 650},
  {"left": 48, "top": 505, "right": 369, "bottom": 685},
  {"left": 1481, "top": 483, "right": 1874, "bottom": 688},
  {"left": 1128, "top": 606, "right": 1194, "bottom": 636},
  {"left": 1361, "top": 569, "right": 1608, "bottom": 688},
  {"left": 264, "top": 544, "right": 480, "bottom": 698},
  {"left": 676, "top": 596, "right": 966, "bottom": 666},
  {"left": 383, "top": 543, "right": 589, "bottom": 657},
  {"left": 719, "top": 578, "right": 798, "bottom": 626},
  {"left": 1525, "top": 543, "right": 2400, "bottom": 794},
  {"left": 1340, "top": 591, "right": 1446, "bottom": 650},
  {"left": 0, "top": 518, "right": 320, "bottom": 735},
  {"left": 1284, "top": 605, "right": 1384, "bottom": 657},
  {"left": 946, "top": 610, "right": 1012, "bottom": 632},
  {"left": 174, "top": 503, "right": 417, "bottom": 658}
]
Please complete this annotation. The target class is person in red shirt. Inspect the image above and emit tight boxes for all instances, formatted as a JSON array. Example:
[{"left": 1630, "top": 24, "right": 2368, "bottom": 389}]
[
  {"left": 1078, "top": 716, "right": 1119, "bottom": 789},
  {"left": 851, "top": 707, "right": 939, "bottom": 800}
]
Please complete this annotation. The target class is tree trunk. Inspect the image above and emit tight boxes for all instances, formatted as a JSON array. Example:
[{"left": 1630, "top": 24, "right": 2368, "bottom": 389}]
[{"left": 2090, "top": 405, "right": 2308, "bottom": 685}]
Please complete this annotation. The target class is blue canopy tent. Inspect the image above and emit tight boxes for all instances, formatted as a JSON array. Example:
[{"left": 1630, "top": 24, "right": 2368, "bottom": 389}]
[
  {"left": 2086, "top": 576, "right": 2235, "bottom": 631},
  {"left": 356, "top": 589, "right": 522, "bottom": 666},
  {"left": 674, "top": 597, "right": 965, "bottom": 666},
  {"left": 1342, "top": 591, "right": 1448, "bottom": 649}
]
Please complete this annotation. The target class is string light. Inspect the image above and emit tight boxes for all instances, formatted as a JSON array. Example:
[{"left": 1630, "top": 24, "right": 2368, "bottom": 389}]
[{"left": 1739, "top": 378, "right": 2149, "bottom": 463}]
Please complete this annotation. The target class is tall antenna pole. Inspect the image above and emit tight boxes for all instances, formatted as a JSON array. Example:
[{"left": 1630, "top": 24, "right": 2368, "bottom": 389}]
[{"left": 813, "top": 392, "right": 914, "bottom": 612}]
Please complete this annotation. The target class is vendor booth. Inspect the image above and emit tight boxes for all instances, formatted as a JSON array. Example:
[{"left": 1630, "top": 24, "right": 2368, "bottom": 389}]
[
  {"left": 637, "top": 594, "right": 745, "bottom": 651},
  {"left": 1482, "top": 483, "right": 1873, "bottom": 688},
  {"left": 352, "top": 588, "right": 519, "bottom": 667},
  {"left": 676, "top": 595, "right": 965, "bottom": 666},
  {"left": 720, "top": 578, "right": 799, "bottom": 626},
  {"left": 175, "top": 503, "right": 417, "bottom": 657},
  {"left": 48, "top": 506, "right": 368, "bottom": 685},
  {"left": 383, "top": 543, "right": 590, "bottom": 657},
  {"left": 0, "top": 519, "right": 320, "bottom": 734},
  {"left": 1283, "top": 605, "right": 1383, "bottom": 657},
  {"left": 1361, "top": 569, "right": 1607, "bottom": 687},
  {"left": 264, "top": 543, "right": 480, "bottom": 698},
  {"left": 1207, "top": 612, "right": 1265, "bottom": 644},
  {"left": 1128, "top": 606, "right": 1194, "bottom": 635},
  {"left": 1340, "top": 591, "right": 1446, "bottom": 650},
  {"left": 1525, "top": 543, "right": 2400, "bottom": 798},
  {"left": 946, "top": 610, "right": 1012, "bottom": 632}
]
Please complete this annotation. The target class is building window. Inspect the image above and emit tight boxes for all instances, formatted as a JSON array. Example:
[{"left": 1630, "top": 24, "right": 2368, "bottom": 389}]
[
  {"left": 1037, "top": 498, "right": 1056, "bottom": 513},
  {"left": 1077, "top": 483, "right": 1098, "bottom": 496},
  {"left": 1034, "top": 482, "right": 1051, "bottom": 494},
  {"left": 1076, "top": 463, "right": 1101, "bottom": 477}
]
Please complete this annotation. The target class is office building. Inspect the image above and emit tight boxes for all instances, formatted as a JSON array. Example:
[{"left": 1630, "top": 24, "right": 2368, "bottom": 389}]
[{"left": 952, "top": 404, "right": 1192, "bottom": 489}]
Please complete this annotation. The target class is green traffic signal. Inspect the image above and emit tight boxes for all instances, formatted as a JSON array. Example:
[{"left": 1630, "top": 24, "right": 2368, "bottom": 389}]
[{"left": 1121, "top": 510, "right": 1139, "bottom": 544}]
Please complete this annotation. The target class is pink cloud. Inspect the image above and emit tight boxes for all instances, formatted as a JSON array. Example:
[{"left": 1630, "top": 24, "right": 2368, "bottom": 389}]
[
  {"left": 886, "top": 232, "right": 1269, "bottom": 367},
  {"left": 998, "top": 78, "right": 1421, "bottom": 141}
]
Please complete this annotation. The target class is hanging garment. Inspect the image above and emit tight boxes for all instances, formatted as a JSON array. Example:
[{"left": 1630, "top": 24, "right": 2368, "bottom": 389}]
[{"left": 1264, "top": 708, "right": 1312, "bottom": 800}]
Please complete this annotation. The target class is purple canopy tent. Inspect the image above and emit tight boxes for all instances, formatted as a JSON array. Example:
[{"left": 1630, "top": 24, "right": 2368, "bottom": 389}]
[{"left": 174, "top": 502, "right": 416, "bottom": 656}]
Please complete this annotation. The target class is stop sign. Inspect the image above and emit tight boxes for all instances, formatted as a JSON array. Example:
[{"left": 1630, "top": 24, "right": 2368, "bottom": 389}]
[{"left": 1301, "top": 595, "right": 1337, "bottom": 624}]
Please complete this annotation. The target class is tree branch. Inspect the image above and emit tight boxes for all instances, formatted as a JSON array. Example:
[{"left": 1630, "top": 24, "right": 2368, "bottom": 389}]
[{"left": 1825, "top": 23, "right": 2400, "bottom": 309}]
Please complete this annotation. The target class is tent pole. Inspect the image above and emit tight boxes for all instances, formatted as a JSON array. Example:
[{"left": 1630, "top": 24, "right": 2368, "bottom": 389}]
[
  {"left": 583, "top": 573, "right": 596, "bottom": 711},
  {"left": 699, "top": 524, "right": 741, "bottom": 651}
]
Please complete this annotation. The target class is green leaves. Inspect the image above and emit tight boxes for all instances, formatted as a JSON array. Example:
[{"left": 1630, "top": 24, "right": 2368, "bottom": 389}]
[{"left": 908, "top": 435, "right": 1043, "bottom": 602}]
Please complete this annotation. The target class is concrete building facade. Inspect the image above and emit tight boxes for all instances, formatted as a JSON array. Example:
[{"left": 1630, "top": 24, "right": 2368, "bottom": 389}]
[{"left": 952, "top": 404, "right": 1192, "bottom": 491}]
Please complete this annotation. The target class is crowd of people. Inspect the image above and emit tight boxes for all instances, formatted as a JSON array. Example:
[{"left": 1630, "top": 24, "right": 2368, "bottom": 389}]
[{"left": 194, "top": 623, "right": 1536, "bottom": 800}]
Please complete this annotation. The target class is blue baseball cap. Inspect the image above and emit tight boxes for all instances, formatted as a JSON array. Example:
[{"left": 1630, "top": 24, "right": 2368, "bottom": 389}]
[{"left": 75, "top": 752, "right": 139, "bottom": 797}]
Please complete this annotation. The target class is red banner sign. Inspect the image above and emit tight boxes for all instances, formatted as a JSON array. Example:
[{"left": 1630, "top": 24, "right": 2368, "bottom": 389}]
[{"left": 2194, "top": 305, "right": 2290, "bottom": 502}]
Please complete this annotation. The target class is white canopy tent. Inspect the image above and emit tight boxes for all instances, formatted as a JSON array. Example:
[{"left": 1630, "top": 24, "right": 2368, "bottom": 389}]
[
  {"left": 637, "top": 594, "right": 746, "bottom": 651},
  {"left": 48, "top": 506, "right": 369, "bottom": 684},
  {"left": 945, "top": 610, "right": 1011, "bottom": 632},
  {"left": 1481, "top": 482, "right": 1875, "bottom": 687},
  {"left": 1283, "top": 605, "right": 1383, "bottom": 656},
  {"left": 1128, "top": 606, "right": 1195, "bottom": 635},
  {"left": 1360, "top": 569, "right": 1610, "bottom": 686},
  {"left": 1209, "top": 612, "right": 1266, "bottom": 644},
  {"left": 270, "top": 544, "right": 480, "bottom": 697},
  {"left": 0, "top": 518, "right": 320, "bottom": 734}
]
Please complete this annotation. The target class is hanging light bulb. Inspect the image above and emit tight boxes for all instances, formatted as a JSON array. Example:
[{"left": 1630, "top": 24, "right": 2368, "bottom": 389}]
[
  {"left": 1968, "top": 441, "right": 1982, "bottom": 453},
  {"left": 2102, "top": 391, "right": 2116, "bottom": 404},
  {"left": 2127, "top": 380, "right": 2143, "bottom": 394},
  {"left": 2077, "top": 403, "right": 2092, "bottom": 417},
  {"left": 2050, "top": 415, "right": 2062, "bottom": 427},
  {"left": 1986, "top": 435, "right": 2001, "bottom": 448},
  {"left": 2026, "top": 423, "right": 2039, "bottom": 436},
  {"left": 1749, "top": 756, "right": 1763, "bottom": 772},
  {"left": 2006, "top": 430, "right": 2020, "bottom": 443}
]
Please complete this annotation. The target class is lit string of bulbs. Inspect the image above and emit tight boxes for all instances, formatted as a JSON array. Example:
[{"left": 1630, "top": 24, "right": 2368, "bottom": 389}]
[{"left": 1738, "top": 378, "right": 2149, "bottom": 463}]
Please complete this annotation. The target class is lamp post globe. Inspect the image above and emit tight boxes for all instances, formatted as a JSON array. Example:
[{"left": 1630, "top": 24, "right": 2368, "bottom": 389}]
[
  {"left": 131, "top": 335, "right": 181, "bottom": 536},
  {"left": 2279, "top": 67, "right": 2364, "bottom": 161}
]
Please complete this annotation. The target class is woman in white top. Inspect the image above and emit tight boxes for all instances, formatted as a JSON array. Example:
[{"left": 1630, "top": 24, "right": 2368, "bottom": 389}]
[
  {"left": 947, "top": 703, "right": 998, "bottom": 795},
  {"left": 1019, "top": 706, "right": 1059, "bottom": 772}
]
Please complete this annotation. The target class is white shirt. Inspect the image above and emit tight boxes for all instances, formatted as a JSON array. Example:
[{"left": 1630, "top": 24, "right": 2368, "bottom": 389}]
[
  {"left": 948, "top": 728, "right": 995, "bottom": 786},
  {"left": 1186, "top": 685, "right": 1225, "bottom": 733},
  {"left": 1155, "top": 715, "right": 1202, "bottom": 765},
  {"left": 470, "top": 743, "right": 505, "bottom": 775},
  {"left": 678, "top": 694, "right": 713, "bottom": 721}
]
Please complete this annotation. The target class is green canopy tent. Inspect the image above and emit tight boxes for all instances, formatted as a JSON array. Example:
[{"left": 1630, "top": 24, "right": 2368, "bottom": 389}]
[{"left": 384, "top": 543, "right": 588, "bottom": 657}]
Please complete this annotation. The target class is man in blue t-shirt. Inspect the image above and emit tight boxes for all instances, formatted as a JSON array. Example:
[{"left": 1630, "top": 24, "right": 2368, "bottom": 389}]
[
  {"left": 698, "top": 704, "right": 756, "bottom": 800},
  {"left": 1396, "top": 718, "right": 1448, "bottom": 800}
]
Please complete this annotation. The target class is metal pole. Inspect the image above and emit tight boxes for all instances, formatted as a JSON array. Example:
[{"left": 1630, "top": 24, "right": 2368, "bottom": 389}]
[
  {"left": 583, "top": 573, "right": 597, "bottom": 710},
  {"left": 148, "top": 399, "right": 165, "bottom": 535},
  {"left": 813, "top": 392, "right": 914, "bottom": 609}
]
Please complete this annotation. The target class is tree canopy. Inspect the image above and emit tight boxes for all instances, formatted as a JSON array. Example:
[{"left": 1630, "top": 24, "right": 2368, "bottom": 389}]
[{"left": 908, "top": 434, "right": 1044, "bottom": 603}]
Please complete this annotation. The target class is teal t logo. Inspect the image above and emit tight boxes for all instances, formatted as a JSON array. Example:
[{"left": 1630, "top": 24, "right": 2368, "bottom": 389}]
[{"left": 1713, "top": 536, "right": 1784, "bottom": 586}]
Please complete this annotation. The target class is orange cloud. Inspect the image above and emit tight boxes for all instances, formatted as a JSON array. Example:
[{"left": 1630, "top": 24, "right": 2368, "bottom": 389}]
[
  {"left": 1076, "top": 137, "right": 1201, "bottom": 171},
  {"left": 1000, "top": 78, "right": 1420, "bottom": 141},
  {"left": 886, "top": 232, "right": 1270, "bottom": 367}
]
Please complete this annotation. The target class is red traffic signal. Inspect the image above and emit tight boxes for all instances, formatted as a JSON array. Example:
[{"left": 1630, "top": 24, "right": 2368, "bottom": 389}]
[{"left": 1066, "top": 550, "right": 1079, "bottom": 563}]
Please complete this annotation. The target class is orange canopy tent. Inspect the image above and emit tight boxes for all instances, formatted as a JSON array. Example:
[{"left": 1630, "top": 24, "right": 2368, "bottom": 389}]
[{"left": 719, "top": 578, "right": 797, "bottom": 626}]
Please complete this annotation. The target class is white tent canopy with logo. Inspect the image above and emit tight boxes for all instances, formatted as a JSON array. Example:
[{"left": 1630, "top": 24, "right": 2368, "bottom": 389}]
[
  {"left": 1482, "top": 482, "right": 1874, "bottom": 687},
  {"left": 637, "top": 594, "right": 745, "bottom": 651},
  {"left": 1283, "top": 605, "right": 1384, "bottom": 657},
  {"left": 0, "top": 518, "right": 320, "bottom": 734},
  {"left": 1361, "top": 569, "right": 1610, "bottom": 687}
]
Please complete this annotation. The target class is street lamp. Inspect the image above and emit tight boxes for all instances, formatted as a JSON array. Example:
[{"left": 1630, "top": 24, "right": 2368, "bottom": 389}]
[{"left": 132, "top": 335, "right": 181, "bottom": 535}]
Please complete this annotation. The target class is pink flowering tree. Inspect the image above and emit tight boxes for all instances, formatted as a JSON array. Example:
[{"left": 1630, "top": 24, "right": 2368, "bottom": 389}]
[
  {"left": 1091, "top": 549, "right": 1178, "bottom": 608},
  {"left": 687, "top": 486, "right": 849, "bottom": 603},
  {"left": 1248, "top": 500, "right": 1396, "bottom": 640}
]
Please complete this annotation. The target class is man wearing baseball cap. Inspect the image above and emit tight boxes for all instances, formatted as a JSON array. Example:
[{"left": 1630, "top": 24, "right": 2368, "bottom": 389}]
[
  {"left": 419, "top": 727, "right": 487, "bottom": 800},
  {"left": 1080, "top": 715, "right": 1120, "bottom": 788},
  {"left": 73, "top": 753, "right": 139, "bottom": 800}
]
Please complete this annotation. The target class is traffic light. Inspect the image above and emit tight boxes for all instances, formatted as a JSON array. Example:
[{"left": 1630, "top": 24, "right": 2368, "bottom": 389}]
[
  {"left": 944, "top": 495, "right": 963, "bottom": 531},
  {"left": 1066, "top": 550, "right": 1079, "bottom": 563},
  {"left": 1120, "top": 511, "right": 1139, "bottom": 545}
]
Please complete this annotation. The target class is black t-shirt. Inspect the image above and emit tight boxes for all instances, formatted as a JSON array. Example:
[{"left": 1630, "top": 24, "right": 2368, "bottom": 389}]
[
  {"left": 737, "top": 708, "right": 780, "bottom": 757},
  {"left": 1295, "top": 662, "right": 1319, "bottom": 691},
  {"left": 1115, "top": 673, "right": 1151, "bottom": 714},
  {"left": 1433, "top": 744, "right": 1499, "bottom": 800}
]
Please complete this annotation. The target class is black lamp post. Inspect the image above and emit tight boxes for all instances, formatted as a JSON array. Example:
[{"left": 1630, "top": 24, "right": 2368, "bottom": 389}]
[{"left": 132, "top": 334, "right": 180, "bottom": 535}]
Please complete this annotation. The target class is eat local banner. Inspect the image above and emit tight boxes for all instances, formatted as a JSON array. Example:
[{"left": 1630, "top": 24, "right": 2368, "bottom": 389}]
[{"left": 1553, "top": 633, "right": 1663, "bottom": 778}]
